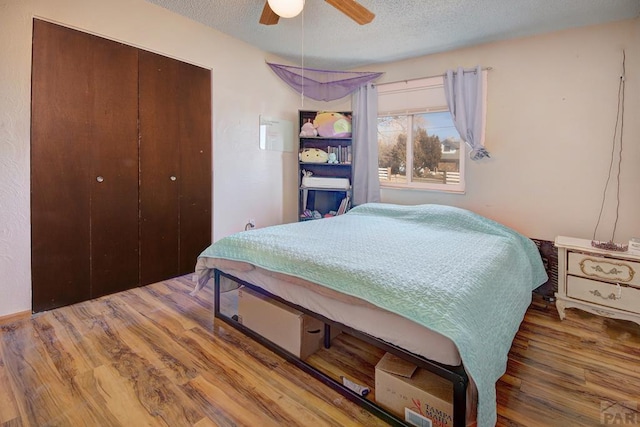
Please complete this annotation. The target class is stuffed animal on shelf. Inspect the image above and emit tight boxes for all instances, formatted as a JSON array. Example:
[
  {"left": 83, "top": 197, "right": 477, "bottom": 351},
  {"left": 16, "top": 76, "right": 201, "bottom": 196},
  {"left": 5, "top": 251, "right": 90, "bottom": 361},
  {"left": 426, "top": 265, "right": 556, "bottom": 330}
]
[
  {"left": 327, "top": 152, "right": 339, "bottom": 164},
  {"left": 313, "top": 112, "right": 352, "bottom": 138},
  {"left": 299, "top": 148, "right": 328, "bottom": 163},
  {"left": 299, "top": 119, "right": 318, "bottom": 137}
]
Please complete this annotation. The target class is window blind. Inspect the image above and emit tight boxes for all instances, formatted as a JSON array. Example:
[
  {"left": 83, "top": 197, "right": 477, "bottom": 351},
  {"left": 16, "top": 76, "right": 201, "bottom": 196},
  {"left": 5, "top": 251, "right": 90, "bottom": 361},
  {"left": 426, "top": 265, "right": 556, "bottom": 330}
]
[{"left": 377, "top": 76, "right": 447, "bottom": 115}]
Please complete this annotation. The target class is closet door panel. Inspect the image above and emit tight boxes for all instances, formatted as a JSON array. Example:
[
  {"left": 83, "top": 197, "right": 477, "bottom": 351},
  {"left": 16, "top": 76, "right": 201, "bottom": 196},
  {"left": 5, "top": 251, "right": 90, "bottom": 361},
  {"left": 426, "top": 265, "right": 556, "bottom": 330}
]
[
  {"left": 31, "top": 20, "right": 140, "bottom": 311},
  {"left": 139, "top": 51, "right": 181, "bottom": 285},
  {"left": 89, "top": 39, "right": 139, "bottom": 298},
  {"left": 31, "top": 20, "right": 92, "bottom": 311},
  {"left": 177, "top": 63, "right": 212, "bottom": 275}
]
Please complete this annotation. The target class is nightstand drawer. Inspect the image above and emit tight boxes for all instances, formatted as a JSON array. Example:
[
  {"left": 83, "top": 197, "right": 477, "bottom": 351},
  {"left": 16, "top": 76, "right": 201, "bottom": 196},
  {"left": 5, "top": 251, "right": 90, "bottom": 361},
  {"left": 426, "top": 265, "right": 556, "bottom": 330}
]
[
  {"left": 567, "top": 275, "right": 640, "bottom": 312},
  {"left": 568, "top": 252, "right": 638, "bottom": 285}
]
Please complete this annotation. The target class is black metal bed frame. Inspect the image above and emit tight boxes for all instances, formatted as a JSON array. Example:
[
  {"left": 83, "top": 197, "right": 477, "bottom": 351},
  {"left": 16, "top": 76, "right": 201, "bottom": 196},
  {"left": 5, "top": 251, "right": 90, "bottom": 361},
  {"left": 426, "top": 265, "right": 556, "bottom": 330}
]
[{"left": 213, "top": 268, "right": 469, "bottom": 427}]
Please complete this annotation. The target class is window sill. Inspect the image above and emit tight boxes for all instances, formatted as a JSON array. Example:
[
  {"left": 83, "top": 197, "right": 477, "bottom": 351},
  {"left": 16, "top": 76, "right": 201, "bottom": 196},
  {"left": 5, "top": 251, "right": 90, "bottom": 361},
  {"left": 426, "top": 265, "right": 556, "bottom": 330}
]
[{"left": 379, "top": 183, "right": 466, "bottom": 195}]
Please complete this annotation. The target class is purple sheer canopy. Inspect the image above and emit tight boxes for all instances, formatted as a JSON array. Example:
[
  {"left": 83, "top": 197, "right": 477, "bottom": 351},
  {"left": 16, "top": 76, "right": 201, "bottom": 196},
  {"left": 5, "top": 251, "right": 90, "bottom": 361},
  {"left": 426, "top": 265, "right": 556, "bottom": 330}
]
[{"left": 267, "top": 62, "right": 383, "bottom": 101}]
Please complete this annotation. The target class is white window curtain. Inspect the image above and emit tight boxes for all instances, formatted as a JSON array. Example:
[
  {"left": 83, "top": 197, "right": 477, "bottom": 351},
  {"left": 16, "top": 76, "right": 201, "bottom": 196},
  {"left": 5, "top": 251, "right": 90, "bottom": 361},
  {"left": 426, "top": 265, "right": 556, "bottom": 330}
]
[
  {"left": 351, "top": 82, "right": 381, "bottom": 205},
  {"left": 443, "top": 66, "right": 489, "bottom": 160}
]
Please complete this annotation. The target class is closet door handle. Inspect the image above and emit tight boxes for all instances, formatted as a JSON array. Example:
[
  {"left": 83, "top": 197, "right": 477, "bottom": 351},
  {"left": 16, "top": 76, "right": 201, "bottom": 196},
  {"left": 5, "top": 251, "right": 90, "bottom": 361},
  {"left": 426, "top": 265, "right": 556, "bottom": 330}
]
[
  {"left": 170, "top": 176, "right": 177, "bottom": 181},
  {"left": 96, "top": 176, "right": 104, "bottom": 183}
]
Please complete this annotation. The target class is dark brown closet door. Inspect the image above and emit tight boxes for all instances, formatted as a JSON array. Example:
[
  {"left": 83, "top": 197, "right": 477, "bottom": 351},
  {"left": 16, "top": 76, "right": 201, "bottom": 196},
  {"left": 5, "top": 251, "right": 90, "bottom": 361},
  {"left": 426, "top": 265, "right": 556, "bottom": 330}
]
[
  {"left": 177, "top": 62, "right": 212, "bottom": 275},
  {"left": 31, "top": 20, "right": 139, "bottom": 311},
  {"left": 87, "top": 34, "right": 139, "bottom": 299},
  {"left": 139, "top": 51, "right": 212, "bottom": 285},
  {"left": 139, "top": 52, "right": 182, "bottom": 285}
]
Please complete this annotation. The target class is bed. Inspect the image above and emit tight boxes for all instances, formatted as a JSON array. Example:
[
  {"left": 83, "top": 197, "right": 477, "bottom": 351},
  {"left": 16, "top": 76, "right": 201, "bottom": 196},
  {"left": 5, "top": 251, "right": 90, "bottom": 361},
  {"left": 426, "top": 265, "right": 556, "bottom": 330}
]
[{"left": 193, "top": 203, "right": 548, "bottom": 427}]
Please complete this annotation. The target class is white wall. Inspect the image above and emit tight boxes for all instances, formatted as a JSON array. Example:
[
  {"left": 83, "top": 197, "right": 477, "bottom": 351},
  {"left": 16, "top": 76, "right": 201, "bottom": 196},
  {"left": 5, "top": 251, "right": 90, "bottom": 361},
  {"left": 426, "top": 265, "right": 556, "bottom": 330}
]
[
  {"left": 0, "top": 0, "right": 346, "bottom": 317},
  {"left": 367, "top": 19, "right": 640, "bottom": 243}
]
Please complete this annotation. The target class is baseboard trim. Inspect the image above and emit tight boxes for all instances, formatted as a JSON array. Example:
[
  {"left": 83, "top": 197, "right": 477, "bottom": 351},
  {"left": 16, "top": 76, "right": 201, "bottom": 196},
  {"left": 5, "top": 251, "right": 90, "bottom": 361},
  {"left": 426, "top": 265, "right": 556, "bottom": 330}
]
[{"left": 0, "top": 310, "right": 31, "bottom": 325}]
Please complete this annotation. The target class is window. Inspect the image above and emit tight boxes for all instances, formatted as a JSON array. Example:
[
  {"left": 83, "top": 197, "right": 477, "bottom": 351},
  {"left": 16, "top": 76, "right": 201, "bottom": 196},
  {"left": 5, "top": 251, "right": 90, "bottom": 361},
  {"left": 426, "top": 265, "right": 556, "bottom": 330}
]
[{"left": 377, "top": 77, "right": 465, "bottom": 193}]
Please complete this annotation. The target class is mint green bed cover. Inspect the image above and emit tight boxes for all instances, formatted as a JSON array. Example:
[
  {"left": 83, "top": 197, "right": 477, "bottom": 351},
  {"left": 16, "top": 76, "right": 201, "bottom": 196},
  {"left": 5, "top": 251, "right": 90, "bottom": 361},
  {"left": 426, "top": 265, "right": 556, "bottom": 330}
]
[{"left": 199, "top": 203, "right": 548, "bottom": 426}]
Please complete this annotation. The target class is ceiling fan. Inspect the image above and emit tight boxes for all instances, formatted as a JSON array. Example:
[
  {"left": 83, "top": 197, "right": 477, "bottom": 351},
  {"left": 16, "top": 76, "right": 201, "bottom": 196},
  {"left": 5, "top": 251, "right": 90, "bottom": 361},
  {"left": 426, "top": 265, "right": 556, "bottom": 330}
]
[{"left": 260, "top": 0, "right": 375, "bottom": 26}]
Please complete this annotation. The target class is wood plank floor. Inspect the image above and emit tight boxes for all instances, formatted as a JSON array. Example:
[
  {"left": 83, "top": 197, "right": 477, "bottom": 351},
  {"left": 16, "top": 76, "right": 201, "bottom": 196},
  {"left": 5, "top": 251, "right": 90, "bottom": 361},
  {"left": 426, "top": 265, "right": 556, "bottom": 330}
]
[{"left": 1, "top": 276, "right": 639, "bottom": 426}]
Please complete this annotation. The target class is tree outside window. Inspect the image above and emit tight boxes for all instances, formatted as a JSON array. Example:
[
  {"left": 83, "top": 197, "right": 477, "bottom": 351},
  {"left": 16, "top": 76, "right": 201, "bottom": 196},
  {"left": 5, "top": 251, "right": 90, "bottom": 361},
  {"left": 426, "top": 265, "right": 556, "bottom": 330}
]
[{"left": 378, "top": 111, "right": 464, "bottom": 190}]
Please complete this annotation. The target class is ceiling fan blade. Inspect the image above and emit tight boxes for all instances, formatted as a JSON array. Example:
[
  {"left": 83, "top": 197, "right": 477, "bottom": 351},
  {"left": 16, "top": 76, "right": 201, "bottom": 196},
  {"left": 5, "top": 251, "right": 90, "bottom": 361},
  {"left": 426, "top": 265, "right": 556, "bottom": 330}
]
[
  {"left": 259, "top": 1, "right": 280, "bottom": 25},
  {"left": 325, "top": 0, "right": 375, "bottom": 25}
]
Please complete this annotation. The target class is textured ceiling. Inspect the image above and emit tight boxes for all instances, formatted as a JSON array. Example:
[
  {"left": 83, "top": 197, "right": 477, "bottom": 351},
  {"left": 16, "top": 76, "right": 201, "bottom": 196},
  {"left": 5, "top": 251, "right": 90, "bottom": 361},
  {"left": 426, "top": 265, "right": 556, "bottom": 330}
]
[{"left": 144, "top": 0, "right": 640, "bottom": 69}]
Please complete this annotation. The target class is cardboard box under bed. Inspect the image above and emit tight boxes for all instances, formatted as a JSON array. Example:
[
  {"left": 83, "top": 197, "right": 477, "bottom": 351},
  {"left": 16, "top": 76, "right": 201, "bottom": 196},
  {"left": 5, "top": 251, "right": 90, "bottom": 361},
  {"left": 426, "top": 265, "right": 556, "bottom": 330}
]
[{"left": 237, "top": 286, "right": 325, "bottom": 359}]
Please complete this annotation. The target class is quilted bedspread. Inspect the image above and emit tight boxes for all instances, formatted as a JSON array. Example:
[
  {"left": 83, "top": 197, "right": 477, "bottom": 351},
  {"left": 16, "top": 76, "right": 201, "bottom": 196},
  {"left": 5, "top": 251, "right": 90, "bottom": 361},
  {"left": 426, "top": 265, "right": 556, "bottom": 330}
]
[{"left": 198, "top": 203, "right": 548, "bottom": 426}]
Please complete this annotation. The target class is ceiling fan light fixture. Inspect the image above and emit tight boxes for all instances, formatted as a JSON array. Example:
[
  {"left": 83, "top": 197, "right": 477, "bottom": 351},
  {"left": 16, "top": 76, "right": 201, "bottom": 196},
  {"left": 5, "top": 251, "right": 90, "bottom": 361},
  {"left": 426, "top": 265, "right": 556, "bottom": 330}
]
[{"left": 267, "top": 0, "right": 305, "bottom": 18}]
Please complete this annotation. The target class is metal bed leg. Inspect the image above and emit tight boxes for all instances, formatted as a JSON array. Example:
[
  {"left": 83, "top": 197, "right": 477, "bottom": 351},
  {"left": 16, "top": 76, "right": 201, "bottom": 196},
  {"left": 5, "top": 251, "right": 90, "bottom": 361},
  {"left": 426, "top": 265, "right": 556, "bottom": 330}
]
[
  {"left": 324, "top": 324, "right": 331, "bottom": 349},
  {"left": 213, "top": 269, "right": 221, "bottom": 317},
  {"left": 453, "top": 377, "right": 467, "bottom": 427}
]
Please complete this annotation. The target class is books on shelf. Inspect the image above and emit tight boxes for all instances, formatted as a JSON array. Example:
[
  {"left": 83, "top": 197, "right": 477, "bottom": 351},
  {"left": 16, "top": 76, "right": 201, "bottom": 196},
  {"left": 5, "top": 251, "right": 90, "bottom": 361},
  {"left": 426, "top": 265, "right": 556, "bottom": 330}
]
[
  {"left": 336, "top": 195, "right": 351, "bottom": 215},
  {"left": 326, "top": 145, "right": 352, "bottom": 164}
]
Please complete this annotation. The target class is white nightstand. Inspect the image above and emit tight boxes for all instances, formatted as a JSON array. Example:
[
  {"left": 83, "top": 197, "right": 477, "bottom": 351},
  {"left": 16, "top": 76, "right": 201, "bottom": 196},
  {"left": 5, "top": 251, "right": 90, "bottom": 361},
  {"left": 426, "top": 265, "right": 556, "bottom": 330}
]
[{"left": 555, "top": 236, "right": 640, "bottom": 327}]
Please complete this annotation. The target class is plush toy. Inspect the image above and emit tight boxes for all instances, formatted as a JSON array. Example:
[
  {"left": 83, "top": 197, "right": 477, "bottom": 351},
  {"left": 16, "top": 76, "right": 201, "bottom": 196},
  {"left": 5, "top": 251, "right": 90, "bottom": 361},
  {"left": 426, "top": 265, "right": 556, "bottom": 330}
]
[
  {"left": 313, "top": 112, "right": 352, "bottom": 138},
  {"left": 299, "top": 119, "right": 318, "bottom": 137},
  {"left": 299, "top": 148, "right": 328, "bottom": 163},
  {"left": 327, "top": 152, "right": 338, "bottom": 164}
]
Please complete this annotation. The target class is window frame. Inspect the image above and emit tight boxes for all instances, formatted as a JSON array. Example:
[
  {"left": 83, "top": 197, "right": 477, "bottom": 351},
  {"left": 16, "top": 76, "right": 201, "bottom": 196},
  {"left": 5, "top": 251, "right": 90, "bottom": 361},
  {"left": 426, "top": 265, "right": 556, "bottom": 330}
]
[{"left": 377, "top": 107, "right": 466, "bottom": 194}]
